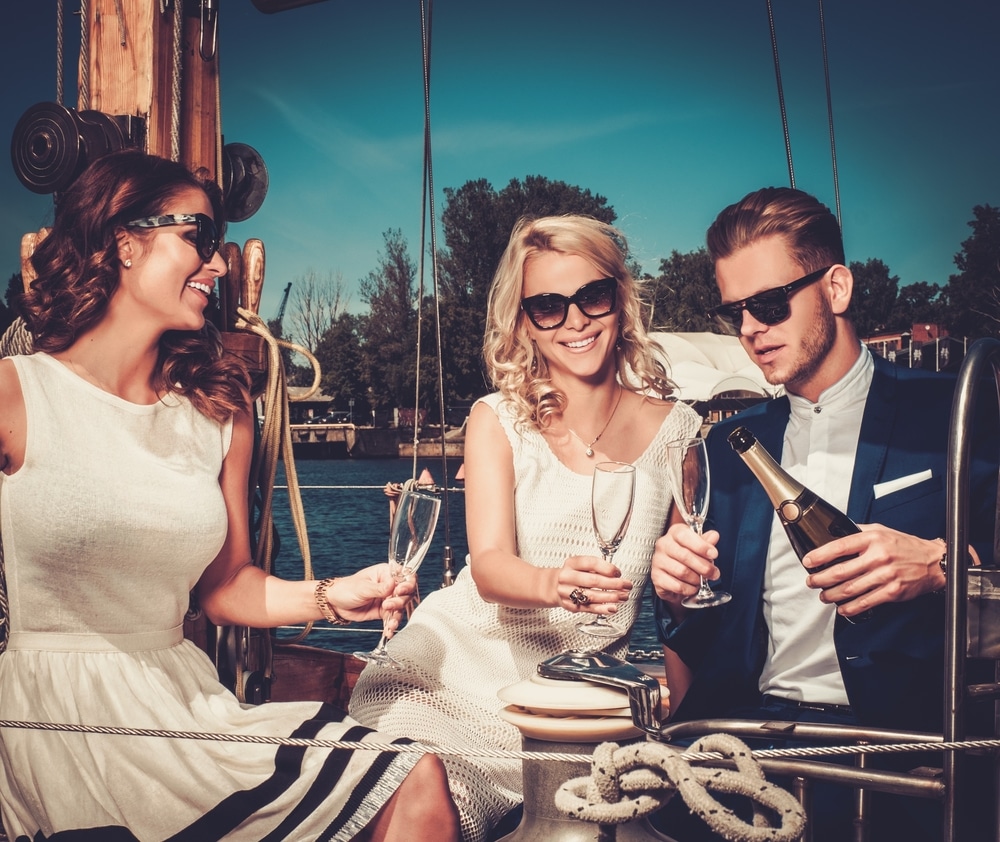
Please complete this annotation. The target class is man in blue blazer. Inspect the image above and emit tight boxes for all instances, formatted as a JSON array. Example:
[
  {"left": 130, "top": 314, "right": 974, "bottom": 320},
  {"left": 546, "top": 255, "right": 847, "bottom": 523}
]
[{"left": 651, "top": 187, "right": 997, "bottom": 840}]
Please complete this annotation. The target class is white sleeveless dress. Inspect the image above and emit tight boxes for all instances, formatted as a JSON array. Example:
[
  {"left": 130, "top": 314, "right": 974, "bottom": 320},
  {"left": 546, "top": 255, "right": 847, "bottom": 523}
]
[
  {"left": 349, "top": 392, "right": 700, "bottom": 841},
  {"left": 0, "top": 352, "right": 422, "bottom": 841}
]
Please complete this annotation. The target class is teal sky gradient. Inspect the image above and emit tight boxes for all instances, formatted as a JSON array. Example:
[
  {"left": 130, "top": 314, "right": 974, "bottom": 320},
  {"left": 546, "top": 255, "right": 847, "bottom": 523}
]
[{"left": 3, "top": 1, "right": 997, "bottom": 322}]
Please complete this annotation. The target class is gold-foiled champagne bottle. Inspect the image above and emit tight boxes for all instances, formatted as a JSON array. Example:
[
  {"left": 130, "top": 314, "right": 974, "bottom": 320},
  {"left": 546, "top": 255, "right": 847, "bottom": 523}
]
[{"left": 727, "top": 425, "right": 871, "bottom": 622}]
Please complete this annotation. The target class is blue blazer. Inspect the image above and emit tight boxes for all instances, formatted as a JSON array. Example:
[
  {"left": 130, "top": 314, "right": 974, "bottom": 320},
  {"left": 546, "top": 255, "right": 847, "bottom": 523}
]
[{"left": 657, "top": 353, "right": 998, "bottom": 733}]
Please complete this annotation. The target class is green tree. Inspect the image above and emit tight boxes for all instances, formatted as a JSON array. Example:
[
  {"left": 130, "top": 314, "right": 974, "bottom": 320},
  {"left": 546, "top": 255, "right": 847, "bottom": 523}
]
[
  {"left": 648, "top": 248, "right": 719, "bottom": 333},
  {"left": 285, "top": 269, "right": 349, "bottom": 351},
  {"left": 941, "top": 204, "right": 1000, "bottom": 339},
  {"left": 437, "top": 176, "right": 617, "bottom": 400},
  {"left": 358, "top": 229, "right": 428, "bottom": 413},
  {"left": 849, "top": 258, "right": 898, "bottom": 339},
  {"left": 314, "top": 312, "right": 365, "bottom": 407},
  {"left": 888, "top": 281, "right": 945, "bottom": 332},
  {"left": 1, "top": 274, "right": 23, "bottom": 335}
]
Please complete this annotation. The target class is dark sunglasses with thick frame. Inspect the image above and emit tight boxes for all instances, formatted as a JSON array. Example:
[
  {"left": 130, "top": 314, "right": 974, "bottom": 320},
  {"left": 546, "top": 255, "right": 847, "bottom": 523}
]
[
  {"left": 709, "top": 265, "right": 833, "bottom": 334},
  {"left": 124, "top": 213, "right": 221, "bottom": 263},
  {"left": 520, "top": 277, "right": 618, "bottom": 330}
]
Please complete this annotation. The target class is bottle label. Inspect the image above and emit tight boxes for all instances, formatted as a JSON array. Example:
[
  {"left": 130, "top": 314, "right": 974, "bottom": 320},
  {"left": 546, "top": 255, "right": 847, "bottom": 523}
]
[{"left": 779, "top": 500, "right": 802, "bottom": 523}]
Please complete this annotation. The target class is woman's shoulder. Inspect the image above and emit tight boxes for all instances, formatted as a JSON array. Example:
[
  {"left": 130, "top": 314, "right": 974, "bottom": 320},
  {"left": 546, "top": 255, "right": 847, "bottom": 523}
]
[
  {"left": 628, "top": 392, "right": 700, "bottom": 426},
  {"left": 473, "top": 392, "right": 503, "bottom": 412},
  {"left": 627, "top": 394, "right": 702, "bottom": 455}
]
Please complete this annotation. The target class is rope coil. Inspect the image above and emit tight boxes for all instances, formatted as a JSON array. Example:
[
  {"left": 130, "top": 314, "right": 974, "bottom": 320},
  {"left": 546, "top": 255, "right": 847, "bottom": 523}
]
[{"left": 555, "top": 734, "right": 806, "bottom": 841}]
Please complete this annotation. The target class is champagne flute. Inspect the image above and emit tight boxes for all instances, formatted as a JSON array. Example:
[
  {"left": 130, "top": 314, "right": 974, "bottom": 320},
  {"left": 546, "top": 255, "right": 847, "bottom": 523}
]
[
  {"left": 354, "top": 488, "right": 441, "bottom": 668},
  {"left": 666, "top": 436, "right": 732, "bottom": 608},
  {"left": 577, "top": 461, "right": 635, "bottom": 637}
]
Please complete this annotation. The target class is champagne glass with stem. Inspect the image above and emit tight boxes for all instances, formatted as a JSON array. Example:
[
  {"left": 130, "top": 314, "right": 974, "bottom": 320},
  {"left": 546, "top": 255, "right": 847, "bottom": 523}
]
[
  {"left": 354, "top": 488, "right": 441, "bottom": 668},
  {"left": 666, "top": 436, "right": 732, "bottom": 608},
  {"left": 578, "top": 461, "right": 636, "bottom": 637}
]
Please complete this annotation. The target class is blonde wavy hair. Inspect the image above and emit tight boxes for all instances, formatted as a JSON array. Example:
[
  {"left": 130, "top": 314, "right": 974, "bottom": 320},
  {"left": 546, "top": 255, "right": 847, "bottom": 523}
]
[{"left": 483, "top": 215, "right": 674, "bottom": 431}]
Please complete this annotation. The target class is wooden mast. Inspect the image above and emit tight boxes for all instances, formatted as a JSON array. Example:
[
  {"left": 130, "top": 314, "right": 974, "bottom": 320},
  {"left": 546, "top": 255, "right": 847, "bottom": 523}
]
[{"left": 85, "top": 0, "right": 221, "bottom": 180}]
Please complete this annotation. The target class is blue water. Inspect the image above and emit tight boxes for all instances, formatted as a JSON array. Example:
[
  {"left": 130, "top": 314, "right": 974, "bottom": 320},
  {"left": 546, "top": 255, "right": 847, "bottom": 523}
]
[{"left": 267, "top": 456, "right": 663, "bottom": 657}]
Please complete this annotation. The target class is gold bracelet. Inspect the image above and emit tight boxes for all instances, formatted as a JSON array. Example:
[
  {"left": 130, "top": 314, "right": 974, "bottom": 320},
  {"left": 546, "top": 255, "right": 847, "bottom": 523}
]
[{"left": 314, "top": 577, "right": 350, "bottom": 625}]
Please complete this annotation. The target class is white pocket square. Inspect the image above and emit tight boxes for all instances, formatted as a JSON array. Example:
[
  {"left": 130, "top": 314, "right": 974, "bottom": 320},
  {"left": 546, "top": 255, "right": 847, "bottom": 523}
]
[{"left": 873, "top": 469, "right": 933, "bottom": 499}]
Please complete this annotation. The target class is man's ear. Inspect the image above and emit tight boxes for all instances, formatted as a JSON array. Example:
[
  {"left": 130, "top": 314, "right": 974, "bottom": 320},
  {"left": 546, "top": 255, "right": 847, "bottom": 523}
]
[{"left": 827, "top": 264, "right": 853, "bottom": 316}]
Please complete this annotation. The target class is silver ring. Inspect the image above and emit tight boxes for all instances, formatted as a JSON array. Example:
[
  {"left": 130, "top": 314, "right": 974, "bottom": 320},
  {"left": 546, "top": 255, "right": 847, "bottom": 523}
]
[{"left": 569, "top": 588, "right": 590, "bottom": 606}]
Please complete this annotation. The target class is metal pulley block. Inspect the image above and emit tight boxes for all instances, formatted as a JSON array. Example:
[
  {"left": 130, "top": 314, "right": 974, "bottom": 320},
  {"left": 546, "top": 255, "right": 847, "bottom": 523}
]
[
  {"left": 10, "top": 102, "right": 142, "bottom": 195},
  {"left": 222, "top": 142, "right": 269, "bottom": 222}
]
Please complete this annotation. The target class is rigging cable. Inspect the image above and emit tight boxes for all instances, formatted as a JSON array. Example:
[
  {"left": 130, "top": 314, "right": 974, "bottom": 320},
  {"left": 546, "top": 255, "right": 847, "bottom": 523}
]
[
  {"left": 416, "top": 0, "right": 456, "bottom": 586},
  {"left": 56, "top": 0, "right": 65, "bottom": 105},
  {"left": 79, "top": 0, "right": 91, "bottom": 109},
  {"left": 817, "top": 0, "right": 843, "bottom": 230},
  {"left": 168, "top": 0, "right": 183, "bottom": 162},
  {"left": 765, "top": 0, "right": 794, "bottom": 188}
]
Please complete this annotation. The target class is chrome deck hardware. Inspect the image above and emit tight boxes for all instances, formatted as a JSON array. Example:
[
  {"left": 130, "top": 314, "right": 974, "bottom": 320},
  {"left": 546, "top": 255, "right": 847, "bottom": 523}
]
[{"left": 536, "top": 650, "right": 664, "bottom": 736}]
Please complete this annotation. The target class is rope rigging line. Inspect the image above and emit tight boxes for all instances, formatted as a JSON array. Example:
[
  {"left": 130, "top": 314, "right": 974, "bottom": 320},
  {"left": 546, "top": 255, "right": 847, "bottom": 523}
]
[
  {"left": 817, "top": 0, "right": 843, "bottom": 229},
  {"left": 6, "top": 715, "right": 997, "bottom": 838},
  {"left": 217, "top": 308, "right": 322, "bottom": 699},
  {"left": 423, "top": 0, "right": 456, "bottom": 586},
  {"left": 407, "top": 0, "right": 436, "bottom": 486},
  {"left": 79, "top": 0, "right": 90, "bottom": 110},
  {"left": 405, "top": 0, "right": 429, "bottom": 488},
  {"left": 414, "top": 0, "right": 457, "bottom": 587},
  {"left": 4, "top": 717, "right": 998, "bottom": 765},
  {"left": 56, "top": 0, "right": 65, "bottom": 105},
  {"left": 765, "top": 0, "right": 795, "bottom": 189},
  {"left": 236, "top": 308, "right": 322, "bottom": 628},
  {"left": 169, "top": 0, "right": 183, "bottom": 162}
]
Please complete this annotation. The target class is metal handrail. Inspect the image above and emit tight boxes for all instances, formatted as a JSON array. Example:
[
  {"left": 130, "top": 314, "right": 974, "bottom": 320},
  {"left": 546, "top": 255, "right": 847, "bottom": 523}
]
[
  {"left": 657, "top": 717, "right": 947, "bottom": 801},
  {"left": 943, "top": 337, "right": 1000, "bottom": 841}
]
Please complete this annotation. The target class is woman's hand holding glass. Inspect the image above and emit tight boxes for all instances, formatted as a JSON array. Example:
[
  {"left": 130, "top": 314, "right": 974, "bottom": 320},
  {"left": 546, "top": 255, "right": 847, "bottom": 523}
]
[
  {"left": 354, "top": 489, "right": 441, "bottom": 669},
  {"left": 575, "top": 461, "right": 636, "bottom": 637},
  {"left": 665, "top": 437, "right": 731, "bottom": 608},
  {"left": 327, "top": 564, "right": 416, "bottom": 627}
]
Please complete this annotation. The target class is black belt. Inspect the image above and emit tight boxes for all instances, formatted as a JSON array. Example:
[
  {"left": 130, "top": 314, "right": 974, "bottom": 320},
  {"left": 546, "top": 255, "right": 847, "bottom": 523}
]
[{"left": 762, "top": 694, "right": 854, "bottom": 716}]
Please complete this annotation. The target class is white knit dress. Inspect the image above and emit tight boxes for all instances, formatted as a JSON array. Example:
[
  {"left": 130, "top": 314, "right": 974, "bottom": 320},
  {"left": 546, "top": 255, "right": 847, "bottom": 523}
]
[
  {"left": 0, "top": 352, "right": 422, "bottom": 841},
  {"left": 349, "top": 392, "right": 701, "bottom": 841}
]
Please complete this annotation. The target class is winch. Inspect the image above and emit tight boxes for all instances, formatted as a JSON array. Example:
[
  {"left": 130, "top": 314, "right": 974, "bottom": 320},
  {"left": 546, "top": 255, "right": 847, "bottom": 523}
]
[{"left": 495, "top": 650, "right": 676, "bottom": 841}]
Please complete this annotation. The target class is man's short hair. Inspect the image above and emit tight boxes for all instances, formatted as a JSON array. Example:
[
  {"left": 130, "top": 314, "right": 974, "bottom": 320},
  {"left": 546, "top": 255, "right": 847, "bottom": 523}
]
[{"left": 707, "top": 187, "right": 845, "bottom": 272}]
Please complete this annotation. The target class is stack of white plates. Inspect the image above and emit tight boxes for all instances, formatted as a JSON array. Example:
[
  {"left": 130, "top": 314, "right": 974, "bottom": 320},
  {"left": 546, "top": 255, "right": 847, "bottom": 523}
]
[{"left": 497, "top": 674, "right": 643, "bottom": 742}]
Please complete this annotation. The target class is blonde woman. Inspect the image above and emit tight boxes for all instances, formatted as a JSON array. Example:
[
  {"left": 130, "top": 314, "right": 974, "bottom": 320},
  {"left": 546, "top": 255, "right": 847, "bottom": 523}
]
[{"left": 350, "top": 215, "right": 700, "bottom": 841}]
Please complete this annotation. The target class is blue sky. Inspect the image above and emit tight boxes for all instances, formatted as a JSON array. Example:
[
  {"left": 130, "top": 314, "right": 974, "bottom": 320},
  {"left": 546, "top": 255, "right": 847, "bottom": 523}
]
[{"left": 2, "top": 1, "right": 998, "bottom": 323}]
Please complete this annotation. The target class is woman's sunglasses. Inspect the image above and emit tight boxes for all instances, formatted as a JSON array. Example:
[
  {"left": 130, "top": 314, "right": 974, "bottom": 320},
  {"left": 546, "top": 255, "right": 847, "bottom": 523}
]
[
  {"left": 709, "top": 265, "right": 832, "bottom": 334},
  {"left": 520, "top": 277, "right": 617, "bottom": 330},
  {"left": 125, "top": 213, "right": 221, "bottom": 263}
]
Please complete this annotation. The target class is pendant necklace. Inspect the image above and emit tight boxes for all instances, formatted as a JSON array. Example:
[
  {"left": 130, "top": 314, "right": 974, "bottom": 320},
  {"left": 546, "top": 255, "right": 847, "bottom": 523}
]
[{"left": 567, "top": 386, "right": 623, "bottom": 457}]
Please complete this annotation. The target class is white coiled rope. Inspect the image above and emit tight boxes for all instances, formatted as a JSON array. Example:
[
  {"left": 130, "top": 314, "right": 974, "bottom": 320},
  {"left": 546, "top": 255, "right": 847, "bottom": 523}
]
[{"left": 555, "top": 734, "right": 806, "bottom": 842}]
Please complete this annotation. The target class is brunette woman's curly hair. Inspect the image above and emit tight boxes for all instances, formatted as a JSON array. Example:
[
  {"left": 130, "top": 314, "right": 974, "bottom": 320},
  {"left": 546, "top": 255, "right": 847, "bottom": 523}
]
[
  {"left": 483, "top": 215, "right": 674, "bottom": 431},
  {"left": 21, "top": 149, "right": 249, "bottom": 422}
]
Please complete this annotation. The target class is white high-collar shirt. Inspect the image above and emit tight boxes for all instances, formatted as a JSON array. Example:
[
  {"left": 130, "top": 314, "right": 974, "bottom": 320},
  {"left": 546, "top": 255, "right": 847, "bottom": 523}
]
[{"left": 758, "top": 345, "right": 874, "bottom": 704}]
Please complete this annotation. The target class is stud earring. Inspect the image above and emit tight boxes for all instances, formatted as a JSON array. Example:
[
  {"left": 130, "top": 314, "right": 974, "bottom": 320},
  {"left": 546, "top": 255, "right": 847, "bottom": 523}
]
[{"left": 123, "top": 258, "right": 132, "bottom": 269}]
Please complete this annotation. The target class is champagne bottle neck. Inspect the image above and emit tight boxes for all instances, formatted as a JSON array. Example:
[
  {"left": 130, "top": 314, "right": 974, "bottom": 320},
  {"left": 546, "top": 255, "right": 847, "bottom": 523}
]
[{"left": 734, "top": 437, "right": 806, "bottom": 511}]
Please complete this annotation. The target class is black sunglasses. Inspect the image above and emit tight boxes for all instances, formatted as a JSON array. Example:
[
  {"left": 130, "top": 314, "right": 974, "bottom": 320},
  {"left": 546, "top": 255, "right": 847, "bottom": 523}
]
[
  {"left": 709, "top": 265, "right": 832, "bottom": 333},
  {"left": 520, "top": 277, "right": 617, "bottom": 330},
  {"left": 124, "top": 213, "right": 221, "bottom": 263}
]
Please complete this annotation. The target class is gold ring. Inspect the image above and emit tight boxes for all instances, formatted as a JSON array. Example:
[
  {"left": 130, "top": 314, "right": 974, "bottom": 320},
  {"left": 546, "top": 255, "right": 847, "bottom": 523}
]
[{"left": 569, "top": 588, "right": 590, "bottom": 606}]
